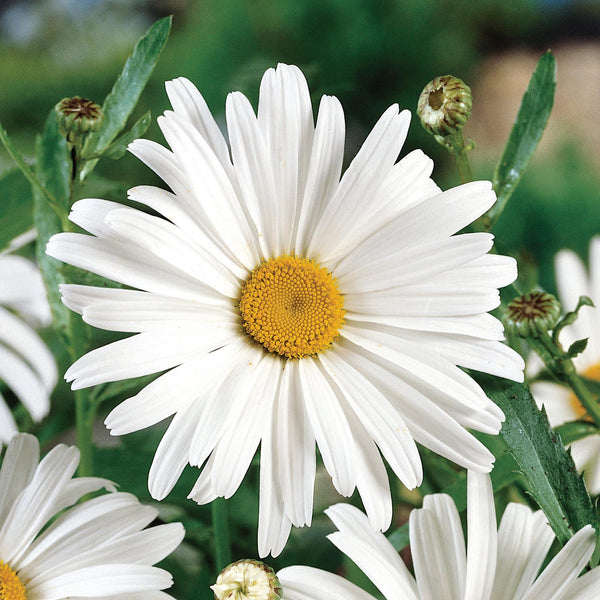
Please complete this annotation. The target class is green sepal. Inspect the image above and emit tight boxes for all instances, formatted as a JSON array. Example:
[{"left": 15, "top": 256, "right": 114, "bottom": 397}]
[
  {"left": 482, "top": 375, "right": 598, "bottom": 547},
  {"left": 81, "top": 16, "right": 172, "bottom": 176},
  {"left": 0, "top": 169, "right": 34, "bottom": 252},
  {"left": 486, "top": 51, "right": 557, "bottom": 228}
]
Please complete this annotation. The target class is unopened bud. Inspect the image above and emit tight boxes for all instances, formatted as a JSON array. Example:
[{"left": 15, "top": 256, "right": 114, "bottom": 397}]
[
  {"left": 417, "top": 75, "right": 472, "bottom": 137},
  {"left": 55, "top": 97, "right": 103, "bottom": 143},
  {"left": 212, "top": 559, "right": 282, "bottom": 600},
  {"left": 506, "top": 291, "right": 561, "bottom": 338}
]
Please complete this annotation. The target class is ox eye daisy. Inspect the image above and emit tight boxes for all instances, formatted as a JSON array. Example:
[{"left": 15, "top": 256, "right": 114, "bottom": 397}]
[
  {"left": 0, "top": 433, "right": 184, "bottom": 600},
  {"left": 46, "top": 63, "right": 524, "bottom": 557}
]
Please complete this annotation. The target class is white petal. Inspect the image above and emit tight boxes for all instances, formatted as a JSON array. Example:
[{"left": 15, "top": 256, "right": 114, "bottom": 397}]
[
  {"left": 0, "top": 433, "right": 39, "bottom": 524},
  {"left": 562, "top": 565, "right": 600, "bottom": 600},
  {"left": 308, "top": 106, "right": 410, "bottom": 262},
  {"left": 319, "top": 348, "right": 422, "bottom": 489},
  {"left": 27, "top": 564, "right": 173, "bottom": 600},
  {"left": 464, "top": 471, "right": 497, "bottom": 600},
  {"left": 294, "top": 95, "right": 345, "bottom": 256},
  {"left": 0, "top": 345, "right": 50, "bottom": 421},
  {"left": 491, "top": 505, "right": 554, "bottom": 600},
  {"left": 258, "top": 403, "right": 292, "bottom": 558},
  {"left": 275, "top": 360, "right": 316, "bottom": 527},
  {"left": 226, "top": 90, "right": 278, "bottom": 258},
  {"left": 258, "top": 64, "right": 315, "bottom": 255},
  {"left": 326, "top": 504, "right": 418, "bottom": 599},
  {"left": 522, "top": 525, "right": 596, "bottom": 600},
  {"left": 157, "top": 111, "right": 260, "bottom": 269},
  {"left": 165, "top": 77, "right": 232, "bottom": 173},
  {"left": 278, "top": 566, "right": 376, "bottom": 600},
  {"left": 410, "top": 494, "right": 466, "bottom": 600},
  {"left": 297, "top": 358, "right": 356, "bottom": 496},
  {"left": 211, "top": 353, "right": 280, "bottom": 498},
  {"left": 65, "top": 324, "right": 239, "bottom": 390},
  {"left": 0, "top": 307, "right": 57, "bottom": 391},
  {"left": 0, "top": 396, "right": 17, "bottom": 445},
  {"left": 0, "top": 444, "right": 79, "bottom": 564}
]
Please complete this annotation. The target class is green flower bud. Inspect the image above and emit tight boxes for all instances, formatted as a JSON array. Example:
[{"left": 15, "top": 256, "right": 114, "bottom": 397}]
[
  {"left": 211, "top": 559, "right": 282, "bottom": 600},
  {"left": 505, "top": 291, "right": 562, "bottom": 338},
  {"left": 55, "top": 97, "right": 103, "bottom": 143},
  {"left": 417, "top": 75, "right": 472, "bottom": 137}
]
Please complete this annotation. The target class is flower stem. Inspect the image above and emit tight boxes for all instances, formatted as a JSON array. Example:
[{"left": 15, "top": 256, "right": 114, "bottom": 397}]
[
  {"left": 74, "top": 389, "right": 94, "bottom": 476},
  {"left": 533, "top": 332, "right": 600, "bottom": 430},
  {"left": 447, "top": 131, "right": 473, "bottom": 184},
  {"left": 212, "top": 498, "right": 232, "bottom": 571}
]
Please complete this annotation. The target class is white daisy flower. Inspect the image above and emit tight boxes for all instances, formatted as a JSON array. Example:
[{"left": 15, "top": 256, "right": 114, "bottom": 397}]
[
  {"left": 46, "top": 63, "right": 524, "bottom": 556},
  {"left": 530, "top": 237, "right": 600, "bottom": 494},
  {"left": 0, "top": 251, "right": 57, "bottom": 445},
  {"left": 0, "top": 432, "right": 184, "bottom": 600},
  {"left": 279, "top": 472, "right": 599, "bottom": 600}
]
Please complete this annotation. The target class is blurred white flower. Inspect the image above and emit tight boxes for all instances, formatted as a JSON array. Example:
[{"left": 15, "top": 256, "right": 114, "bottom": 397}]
[
  {"left": 279, "top": 472, "right": 599, "bottom": 600},
  {"left": 47, "top": 63, "right": 523, "bottom": 556},
  {"left": 0, "top": 433, "right": 184, "bottom": 599},
  {"left": 530, "top": 237, "right": 600, "bottom": 494},
  {"left": 0, "top": 251, "right": 57, "bottom": 445}
]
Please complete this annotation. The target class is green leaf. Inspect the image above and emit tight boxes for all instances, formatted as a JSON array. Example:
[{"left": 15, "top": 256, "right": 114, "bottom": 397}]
[
  {"left": 0, "top": 169, "right": 34, "bottom": 251},
  {"left": 482, "top": 375, "right": 598, "bottom": 545},
  {"left": 555, "top": 421, "right": 599, "bottom": 445},
  {"left": 553, "top": 295, "right": 595, "bottom": 346},
  {"left": 565, "top": 338, "right": 589, "bottom": 359},
  {"left": 81, "top": 16, "right": 172, "bottom": 176},
  {"left": 487, "top": 51, "right": 556, "bottom": 227},
  {"left": 32, "top": 111, "right": 79, "bottom": 347},
  {"left": 101, "top": 111, "right": 152, "bottom": 160},
  {"left": 387, "top": 450, "right": 522, "bottom": 551}
]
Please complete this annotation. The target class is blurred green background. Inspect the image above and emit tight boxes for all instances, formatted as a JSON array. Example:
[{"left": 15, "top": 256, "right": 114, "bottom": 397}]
[{"left": 1, "top": 0, "right": 600, "bottom": 594}]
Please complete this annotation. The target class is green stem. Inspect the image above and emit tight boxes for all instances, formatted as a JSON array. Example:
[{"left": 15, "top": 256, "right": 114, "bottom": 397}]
[
  {"left": 447, "top": 131, "right": 473, "bottom": 184},
  {"left": 74, "top": 389, "right": 94, "bottom": 476},
  {"left": 211, "top": 498, "right": 232, "bottom": 571},
  {"left": 534, "top": 332, "right": 600, "bottom": 430}
]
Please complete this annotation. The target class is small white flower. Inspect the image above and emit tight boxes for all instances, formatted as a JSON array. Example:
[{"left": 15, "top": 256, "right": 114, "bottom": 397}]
[
  {"left": 0, "top": 251, "right": 57, "bottom": 445},
  {"left": 0, "top": 433, "right": 184, "bottom": 600},
  {"left": 279, "top": 472, "right": 599, "bottom": 600},
  {"left": 530, "top": 237, "right": 600, "bottom": 494},
  {"left": 46, "top": 63, "right": 524, "bottom": 556}
]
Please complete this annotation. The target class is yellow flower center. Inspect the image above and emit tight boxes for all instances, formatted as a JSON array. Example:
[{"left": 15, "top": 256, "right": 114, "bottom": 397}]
[
  {"left": 0, "top": 562, "right": 26, "bottom": 600},
  {"left": 570, "top": 363, "right": 600, "bottom": 420},
  {"left": 239, "top": 256, "right": 345, "bottom": 359}
]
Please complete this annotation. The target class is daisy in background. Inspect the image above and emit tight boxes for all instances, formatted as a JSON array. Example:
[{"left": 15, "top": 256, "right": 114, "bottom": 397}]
[
  {"left": 47, "top": 63, "right": 524, "bottom": 556},
  {"left": 275, "top": 472, "right": 599, "bottom": 600},
  {"left": 0, "top": 432, "right": 184, "bottom": 599},
  {"left": 530, "top": 237, "right": 600, "bottom": 494},
  {"left": 0, "top": 242, "right": 57, "bottom": 445}
]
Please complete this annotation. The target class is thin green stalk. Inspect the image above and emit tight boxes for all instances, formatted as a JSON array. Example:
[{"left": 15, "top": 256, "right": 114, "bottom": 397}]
[
  {"left": 447, "top": 131, "right": 473, "bottom": 184},
  {"left": 74, "top": 389, "right": 94, "bottom": 477},
  {"left": 211, "top": 498, "right": 232, "bottom": 571},
  {"left": 534, "top": 332, "right": 600, "bottom": 430}
]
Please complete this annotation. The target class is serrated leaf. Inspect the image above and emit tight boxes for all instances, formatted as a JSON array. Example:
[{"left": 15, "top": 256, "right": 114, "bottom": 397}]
[
  {"left": 482, "top": 375, "right": 597, "bottom": 545},
  {"left": 0, "top": 169, "right": 34, "bottom": 251},
  {"left": 555, "top": 421, "right": 599, "bottom": 445},
  {"left": 387, "top": 451, "right": 521, "bottom": 551},
  {"left": 487, "top": 51, "right": 556, "bottom": 226},
  {"left": 81, "top": 16, "right": 171, "bottom": 176},
  {"left": 102, "top": 111, "right": 152, "bottom": 160}
]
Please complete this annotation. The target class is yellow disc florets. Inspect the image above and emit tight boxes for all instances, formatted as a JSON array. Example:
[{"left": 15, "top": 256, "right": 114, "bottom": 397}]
[
  {"left": 0, "top": 561, "right": 26, "bottom": 600},
  {"left": 239, "top": 256, "right": 345, "bottom": 359}
]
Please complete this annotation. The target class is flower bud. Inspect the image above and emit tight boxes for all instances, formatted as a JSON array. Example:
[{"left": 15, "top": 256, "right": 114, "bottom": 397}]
[
  {"left": 55, "top": 97, "right": 103, "bottom": 143},
  {"left": 417, "top": 75, "right": 472, "bottom": 137},
  {"left": 211, "top": 559, "right": 282, "bottom": 600},
  {"left": 505, "top": 291, "right": 562, "bottom": 338}
]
